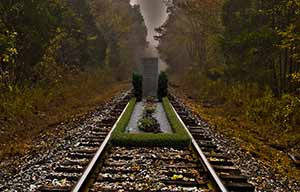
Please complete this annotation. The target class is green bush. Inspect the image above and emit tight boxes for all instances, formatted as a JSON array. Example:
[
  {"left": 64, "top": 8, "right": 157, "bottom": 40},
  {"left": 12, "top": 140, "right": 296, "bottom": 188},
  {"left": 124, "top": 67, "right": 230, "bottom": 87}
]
[
  {"left": 110, "top": 97, "right": 191, "bottom": 148},
  {"left": 111, "top": 133, "right": 190, "bottom": 148},
  {"left": 246, "top": 88, "right": 275, "bottom": 122},
  {"left": 271, "top": 94, "right": 300, "bottom": 130},
  {"left": 138, "top": 116, "right": 160, "bottom": 133},
  {"left": 132, "top": 73, "right": 142, "bottom": 101},
  {"left": 238, "top": 85, "right": 300, "bottom": 131},
  {"left": 137, "top": 100, "right": 160, "bottom": 133},
  {"left": 112, "top": 97, "right": 137, "bottom": 135},
  {"left": 0, "top": 85, "right": 52, "bottom": 120},
  {"left": 162, "top": 97, "right": 191, "bottom": 140},
  {"left": 157, "top": 72, "right": 168, "bottom": 101}
]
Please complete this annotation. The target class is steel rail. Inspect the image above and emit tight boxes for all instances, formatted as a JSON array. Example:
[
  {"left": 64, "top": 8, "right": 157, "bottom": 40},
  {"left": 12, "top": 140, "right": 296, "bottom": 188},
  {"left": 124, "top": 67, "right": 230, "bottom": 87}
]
[
  {"left": 171, "top": 104, "right": 228, "bottom": 192},
  {"left": 72, "top": 102, "right": 130, "bottom": 192},
  {"left": 72, "top": 98, "right": 227, "bottom": 192}
]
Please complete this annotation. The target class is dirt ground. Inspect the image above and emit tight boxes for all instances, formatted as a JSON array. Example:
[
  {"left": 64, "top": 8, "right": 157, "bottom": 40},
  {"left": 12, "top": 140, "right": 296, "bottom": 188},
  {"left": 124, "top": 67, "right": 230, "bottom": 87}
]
[
  {"left": 172, "top": 86, "right": 300, "bottom": 182},
  {"left": 0, "top": 81, "right": 130, "bottom": 162}
]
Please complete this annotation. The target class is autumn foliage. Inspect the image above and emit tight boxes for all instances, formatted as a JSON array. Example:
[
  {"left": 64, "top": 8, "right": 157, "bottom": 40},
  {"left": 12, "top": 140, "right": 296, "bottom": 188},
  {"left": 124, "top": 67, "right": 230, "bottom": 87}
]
[
  {"left": 157, "top": 0, "right": 300, "bottom": 175},
  {"left": 0, "top": 0, "right": 146, "bottom": 157}
]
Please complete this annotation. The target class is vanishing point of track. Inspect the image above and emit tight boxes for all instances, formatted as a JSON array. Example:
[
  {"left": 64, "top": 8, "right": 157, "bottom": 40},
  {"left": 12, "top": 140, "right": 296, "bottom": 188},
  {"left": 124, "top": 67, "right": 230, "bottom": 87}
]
[{"left": 38, "top": 92, "right": 254, "bottom": 192}]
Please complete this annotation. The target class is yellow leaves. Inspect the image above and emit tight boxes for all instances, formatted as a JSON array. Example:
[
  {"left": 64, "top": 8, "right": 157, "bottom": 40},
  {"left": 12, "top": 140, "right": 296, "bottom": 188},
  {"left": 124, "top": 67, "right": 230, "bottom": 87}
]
[
  {"left": 290, "top": 72, "right": 300, "bottom": 83},
  {"left": 56, "top": 27, "right": 62, "bottom": 33},
  {"left": 278, "top": 24, "right": 298, "bottom": 40},
  {"left": 91, "top": 0, "right": 134, "bottom": 41},
  {"left": 1, "top": 30, "right": 18, "bottom": 65},
  {"left": 171, "top": 174, "right": 183, "bottom": 180},
  {"left": 278, "top": 23, "right": 300, "bottom": 60},
  {"left": 287, "top": 0, "right": 300, "bottom": 8},
  {"left": 8, "top": 85, "right": 14, "bottom": 92},
  {"left": 87, "top": 35, "right": 98, "bottom": 41},
  {"left": 132, "top": 164, "right": 141, "bottom": 171},
  {"left": 9, "top": 32, "right": 18, "bottom": 38},
  {"left": 8, "top": 48, "right": 17, "bottom": 54},
  {"left": 2, "top": 54, "right": 10, "bottom": 63},
  {"left": 1, "top": 48, "right": 18, "bottom": 63}
]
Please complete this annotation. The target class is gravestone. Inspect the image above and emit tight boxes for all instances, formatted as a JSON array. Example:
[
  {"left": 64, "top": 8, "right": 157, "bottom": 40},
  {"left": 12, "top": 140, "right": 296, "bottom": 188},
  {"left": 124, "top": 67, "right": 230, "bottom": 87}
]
[{"left": 142, "top": 57, "right": 158, "bottom": 97}]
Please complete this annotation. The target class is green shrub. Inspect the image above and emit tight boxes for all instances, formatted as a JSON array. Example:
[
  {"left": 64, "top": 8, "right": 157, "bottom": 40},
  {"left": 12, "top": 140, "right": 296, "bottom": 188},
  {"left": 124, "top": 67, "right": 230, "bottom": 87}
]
[
  {"left": 112, "top": 97, "right": 137, "bottom": 135},
  {"left": 132, "top": 73, "right": 142, "bottom": 101},
  {"left": 137, "top": 99, "right": 160, "bottom": 132},
  {"left": 138, "top": 116, "right": 160, "bottom": 133},
  {"left": 272, "top": 94, "right": 300, "bottom": 130},
  {"left": 111, "top": 133, "right": 190, "bottom": 148},
  {"left": 157, "top": 72, "right": 168, "bottom": 101},
  {"left": 244, "top": 87, "right": 276, "bottom": 121},
  {"left": 0, "top": 85, "right": 52, "bottom": 120},
  {"left": 241, "top": 86, "right": 300, "bottom": 130},
  {"left": 162, "top": 97, "right": 190, "bottom": 139},
  {"left": 110, "top": 97, "right": 191, "bottom": 147}
]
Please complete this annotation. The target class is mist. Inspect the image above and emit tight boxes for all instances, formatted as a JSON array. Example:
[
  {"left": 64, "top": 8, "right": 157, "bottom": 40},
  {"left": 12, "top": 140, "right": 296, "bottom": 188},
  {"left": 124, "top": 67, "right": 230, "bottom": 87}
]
[{"left": 130, "top": 0, "right": 169, "bottom": 71}]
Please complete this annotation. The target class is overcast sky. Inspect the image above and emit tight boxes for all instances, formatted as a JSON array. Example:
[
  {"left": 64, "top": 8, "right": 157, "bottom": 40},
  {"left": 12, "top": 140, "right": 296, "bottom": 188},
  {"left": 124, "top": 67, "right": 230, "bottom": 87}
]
[{"left": 130, "top": 0, "right": 168, "bottom": 47}]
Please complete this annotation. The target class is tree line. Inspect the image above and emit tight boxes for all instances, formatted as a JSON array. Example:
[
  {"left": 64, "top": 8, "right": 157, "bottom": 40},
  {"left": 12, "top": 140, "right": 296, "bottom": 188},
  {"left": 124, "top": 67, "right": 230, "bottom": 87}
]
[
  {"left": 0, "top": 0, "right": 146, "bottom": 90},
  {"left": 158, "top": 0, "right": 300, "bottom": 94},
  {"left": 157, "top": 0, "right": 300, "bottom": 131},
  {"left": 0, "top": 0, "right": 147, "bottom": 125},
  {"left": 222, "top": 0, "right": 300, "bottom": 94}
]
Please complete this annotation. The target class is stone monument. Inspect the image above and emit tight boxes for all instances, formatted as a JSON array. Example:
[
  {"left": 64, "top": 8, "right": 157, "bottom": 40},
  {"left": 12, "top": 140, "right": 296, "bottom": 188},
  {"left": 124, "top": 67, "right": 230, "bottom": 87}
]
[{"left": 142, "top": 57, "right": 158, "bottom": 97}]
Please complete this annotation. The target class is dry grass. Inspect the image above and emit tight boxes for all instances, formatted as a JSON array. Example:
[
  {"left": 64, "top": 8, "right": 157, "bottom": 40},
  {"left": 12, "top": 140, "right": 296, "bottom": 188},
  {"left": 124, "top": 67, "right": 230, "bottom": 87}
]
[
  {"left": 0, "top": 71, "right": 130, "bottom": 161},
  {"left": 173, "top": 84, "right": 300, "bottom": 181}
]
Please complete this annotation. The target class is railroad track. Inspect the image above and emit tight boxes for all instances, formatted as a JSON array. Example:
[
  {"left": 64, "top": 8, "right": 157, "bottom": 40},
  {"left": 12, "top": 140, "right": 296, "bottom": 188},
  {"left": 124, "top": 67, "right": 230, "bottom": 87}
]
[
  {"left": 169, "top": 94, "right": 254, "bottom": 192},
  {"left": 38, "top": 93, "right": 254, "bottom": 192},
  {"left": 37, "top": 93, "right": 131, "bottom": 192}
]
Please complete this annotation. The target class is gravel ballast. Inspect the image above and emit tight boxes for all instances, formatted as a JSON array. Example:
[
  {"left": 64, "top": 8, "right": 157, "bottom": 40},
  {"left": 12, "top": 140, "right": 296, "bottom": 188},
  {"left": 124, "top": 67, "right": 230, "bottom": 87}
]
[
  {"left": 0, "top": 92, "right": 129, "bottom": 191},
  {"left": 1, "top": 92, "right": 299, "bottom": 192},
  {"left": 173, "top": 95, "right": 300, "bottom": 192}
]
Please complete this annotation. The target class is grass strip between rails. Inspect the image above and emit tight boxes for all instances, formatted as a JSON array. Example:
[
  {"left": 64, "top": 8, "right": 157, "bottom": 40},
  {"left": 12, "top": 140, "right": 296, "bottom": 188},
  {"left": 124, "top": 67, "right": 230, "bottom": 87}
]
[{"left": 110, "top": 97, "right": 191, "bottom": 147}]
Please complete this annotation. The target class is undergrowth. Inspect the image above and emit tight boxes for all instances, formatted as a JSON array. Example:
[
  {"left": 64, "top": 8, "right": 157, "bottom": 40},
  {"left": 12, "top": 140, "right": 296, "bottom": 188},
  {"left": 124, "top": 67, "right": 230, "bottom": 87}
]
[
  {"left": 175, "top": 71, "right": 300, "bottom": 179},
  {"left": 0, "top": 68, "right": 129, "bottom": 159},
  {"left": 183, "top": 71, "right": 300, "bottom": 134}
]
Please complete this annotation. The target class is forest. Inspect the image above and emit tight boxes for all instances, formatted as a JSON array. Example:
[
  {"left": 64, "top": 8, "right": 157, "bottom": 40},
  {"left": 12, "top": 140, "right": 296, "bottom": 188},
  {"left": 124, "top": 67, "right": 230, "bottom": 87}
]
[
  {"left": 0, "top": 0, "right": 300, "bottom": 188},
  {"left": 157, "top": 0, "right": 300, "bottom": 178},
  {"left": 0, "top": 0, "right": 146, "bottom": 157}
]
